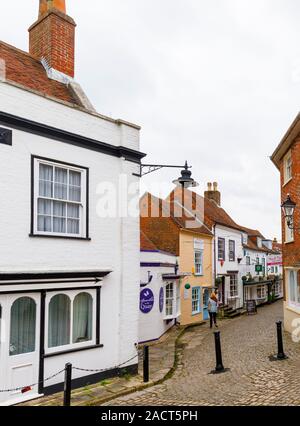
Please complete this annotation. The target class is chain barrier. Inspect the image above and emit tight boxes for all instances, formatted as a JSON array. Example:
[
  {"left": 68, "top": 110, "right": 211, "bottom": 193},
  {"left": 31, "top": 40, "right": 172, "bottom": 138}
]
[
  {"left": 0, "top": 368, "right": 66, "bottom": 394},
  {"left": 73, "top": 352, "right": 139, "bottom": 373},
  {"left": 0, "top": 350, "right": 141, "bottom": 394}
]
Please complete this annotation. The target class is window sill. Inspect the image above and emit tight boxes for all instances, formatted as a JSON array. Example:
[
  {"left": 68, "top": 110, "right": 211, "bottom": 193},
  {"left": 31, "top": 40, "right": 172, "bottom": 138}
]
[
  {"left": 284, "top": 240, "right": 294, "bottom": 245},
  {"left": 29, "top": 233, "right": 91, "bottom": 241},
  {"left": 44, "top": 343, "right": 103, "bottom": 358},
  {"left": 192, "top": 311, "right": 201, "bottom": 316}
]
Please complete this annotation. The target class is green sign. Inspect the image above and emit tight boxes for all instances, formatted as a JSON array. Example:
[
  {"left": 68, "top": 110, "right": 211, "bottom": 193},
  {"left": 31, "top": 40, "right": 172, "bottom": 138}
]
[{"left": 255, "top": 265, "right": 263, "bottom": 273}]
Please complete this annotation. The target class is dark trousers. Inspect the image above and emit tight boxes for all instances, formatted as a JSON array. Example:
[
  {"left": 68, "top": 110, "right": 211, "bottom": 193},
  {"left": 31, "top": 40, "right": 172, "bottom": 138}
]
[{"left": 209, "top": 312, "right": 217, "bottom": 328}]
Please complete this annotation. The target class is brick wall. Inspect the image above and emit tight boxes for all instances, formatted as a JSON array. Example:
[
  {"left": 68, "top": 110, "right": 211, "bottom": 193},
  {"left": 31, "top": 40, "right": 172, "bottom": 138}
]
[{"left": 29, "top": 10, "right": 76, "bottom": 77}]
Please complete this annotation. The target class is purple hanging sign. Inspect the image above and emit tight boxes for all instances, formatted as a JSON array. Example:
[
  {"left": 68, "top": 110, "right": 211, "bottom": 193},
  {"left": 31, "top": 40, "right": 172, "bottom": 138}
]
[
  {"left": 159, "top": 287, "right": 164, "bottom": 313},
  {"left": 140, "top": 288, "right": 154, "bottom": 314}
]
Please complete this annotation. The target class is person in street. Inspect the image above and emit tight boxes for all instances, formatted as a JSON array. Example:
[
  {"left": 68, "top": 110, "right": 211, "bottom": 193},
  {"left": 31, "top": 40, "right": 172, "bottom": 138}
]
[{"left": 208, "top": 291, "right": 219, "bottom": 328}]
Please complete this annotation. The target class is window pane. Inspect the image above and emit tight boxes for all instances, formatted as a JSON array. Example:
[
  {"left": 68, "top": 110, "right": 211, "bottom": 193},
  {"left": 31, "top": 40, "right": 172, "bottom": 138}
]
[
  {"left": 69, "top": 171, "right": 81, "bottom": 202},
  {"left": 73, "top": 293, "right": 93, "bottom": 343},
  {"left": 54, "top": 169, "right": 68, "bottom": 200},
  {"left": 48, "top": 294, "right": 70, "bottom": 348},
  {"left": 38, "top": 215, "right": 52, "bottom": 232},
  {"left": 55, "top": 167, "right": 68, "bottom": 184},
  {"left": 10, "top": 297, "right": 36, "bottom": 356},
  {"left": 67, "top": 219, "right": 80, "bottom": 234},
  {"left": 69, "top": 171, "right": 81, "bottom": 187},
  {"left": 67, "top": 204, "right": 80, "bottom": 219},
  {"left": 39, "top": 164, "right": 53, "bottom": 198},
  {"left": 53, "top": 201, "right": 66, "bottom": 233}
]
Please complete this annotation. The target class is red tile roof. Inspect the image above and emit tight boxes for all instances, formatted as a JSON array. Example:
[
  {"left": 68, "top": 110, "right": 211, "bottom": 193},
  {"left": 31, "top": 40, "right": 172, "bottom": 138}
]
[
  {"left": 0, "top": 40, "right": 81, "bottom": 106},
  {"left": 169, "top": 188, "right": 244, "bottom": 232},
  {"left": 140, "top": 231, "right": 158, "bottom": 251},
  {"left": 140, "top": 193, "right": 212, "bottom": 256}
]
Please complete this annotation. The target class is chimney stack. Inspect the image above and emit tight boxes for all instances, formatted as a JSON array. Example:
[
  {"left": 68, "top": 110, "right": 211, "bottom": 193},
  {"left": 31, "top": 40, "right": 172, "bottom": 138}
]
[
  {"left": 204, "top": 181, "right": 221, "bottom": 206},
  {"left": 29, "top": 0, "right": 76, "bottom": 78}
]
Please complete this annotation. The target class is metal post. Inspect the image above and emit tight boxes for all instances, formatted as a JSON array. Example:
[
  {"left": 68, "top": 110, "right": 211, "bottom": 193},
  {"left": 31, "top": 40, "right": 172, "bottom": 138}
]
[
  {"left": 276, "top": 321, "right": 287, "bottom": 360},
  {"left": 214, "top": 331, "right": 225, "bottom": 373},
  {"left": 63, "top": 363, "right": 72, "bottom": 406},
  {"left": 143, "top": 346, "right": 149, "bottom": 383}
]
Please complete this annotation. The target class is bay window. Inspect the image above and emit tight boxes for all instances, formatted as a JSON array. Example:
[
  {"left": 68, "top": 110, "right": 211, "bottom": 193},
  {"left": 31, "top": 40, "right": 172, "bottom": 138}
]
[
  {"left": 32, "top": 157, "right": 88, "bottom": 238},
  {"left": 257, "top": 285, "right": 266, "bottom": 300},
  {"left": 164, "top": 282, "right": 180, "bottom": 319}
]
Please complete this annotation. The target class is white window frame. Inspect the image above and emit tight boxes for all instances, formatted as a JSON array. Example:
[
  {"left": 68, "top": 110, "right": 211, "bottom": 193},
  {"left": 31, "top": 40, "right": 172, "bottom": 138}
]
[
  {"left": 194, "top": 249, "right": 203, "bottom": 275},
  {"left": 45, "top": 289, "right": 96, "bottom": 355},
  {"left": 246, "top": 256, "right": 251, "bottom": 266},
  {"left": 164, "top": 282, "right": 177, "bottom": 320},
  {"left": 229, "top": 240, "right": 235, "bottom": 262},
  {"left": 191, "top": 287, "right": 201, "bottom": 315},
  {"left": 283, "top": 150, "right": 292, "bottom": 185},
  {"left": 285, "top": 220, "right": 294, "bottom": 243},
  {"left": 229, "top": 274, "right": 238, "bottom": 298},
  {"left": 33, "top": 157, "right": 88, "bottom": 238},
  {"left": 288, "top": 270, "right": 300, "bottom": 310},
  {"left": 176, "top": 282, "right": 181, "bottom": 317},
  {"left": 274, "top": 280, "right": 281, "bottom": 296},
  {"left": 257, "top": 285, "right": 266, "bottom": 300}
]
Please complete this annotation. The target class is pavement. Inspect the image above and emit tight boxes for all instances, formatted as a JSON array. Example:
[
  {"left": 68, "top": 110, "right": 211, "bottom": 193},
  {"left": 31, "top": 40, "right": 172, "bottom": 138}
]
[
  {"left": 104, "top": 301, "right": 300, "bottom": 406},
  {"left": 20, "top": 324, "right": 183, "bottom": 406}
]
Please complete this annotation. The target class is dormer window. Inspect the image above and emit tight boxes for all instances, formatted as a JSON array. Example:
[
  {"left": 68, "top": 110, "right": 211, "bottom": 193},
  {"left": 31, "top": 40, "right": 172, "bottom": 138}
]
[
  {"left": 257, "top": 238, "right": 262, "bottom": 248},
  {"left": 242, "top": 233, "right": 248, "bottom": 245}
]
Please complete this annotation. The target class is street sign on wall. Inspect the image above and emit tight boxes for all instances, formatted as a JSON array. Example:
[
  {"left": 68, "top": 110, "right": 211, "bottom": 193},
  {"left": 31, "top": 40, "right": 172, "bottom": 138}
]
[
  {"left": 255, "top": 265, "right": 263, "bottom": 273},
  {"left": 140, "top": 289, "right": 154, "bottom": 314}
]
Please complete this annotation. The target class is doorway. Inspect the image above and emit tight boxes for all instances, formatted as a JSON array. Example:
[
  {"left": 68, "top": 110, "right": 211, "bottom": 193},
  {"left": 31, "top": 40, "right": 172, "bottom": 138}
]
[{"left": 0, "top": 293, "right": 41, "bottom": 405}]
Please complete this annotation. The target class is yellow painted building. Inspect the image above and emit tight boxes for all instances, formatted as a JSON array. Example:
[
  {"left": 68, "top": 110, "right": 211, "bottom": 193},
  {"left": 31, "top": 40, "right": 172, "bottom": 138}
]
[{"left": 179, "top": 230, "right": 214, "bottom": 326}]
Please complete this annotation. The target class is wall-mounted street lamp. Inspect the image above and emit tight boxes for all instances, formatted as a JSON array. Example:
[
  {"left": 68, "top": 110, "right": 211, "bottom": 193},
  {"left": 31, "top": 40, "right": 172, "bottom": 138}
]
[
  {"left": 281, "top": 194, "right": 297, "bottom": 229},
  {"left": 134, "top": 161, "right": 199, "bottom": 188}
]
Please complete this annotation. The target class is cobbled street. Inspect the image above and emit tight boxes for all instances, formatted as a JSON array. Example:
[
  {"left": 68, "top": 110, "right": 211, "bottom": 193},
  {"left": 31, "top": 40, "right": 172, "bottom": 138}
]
[{"left": 105, "top": 301, "right": 300, "bottom": 406}]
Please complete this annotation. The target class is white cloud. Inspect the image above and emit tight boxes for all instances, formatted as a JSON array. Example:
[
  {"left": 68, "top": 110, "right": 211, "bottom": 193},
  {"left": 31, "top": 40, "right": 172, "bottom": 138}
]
[{"left": 2, "top": 0, "right": 300, "bottom": 239}]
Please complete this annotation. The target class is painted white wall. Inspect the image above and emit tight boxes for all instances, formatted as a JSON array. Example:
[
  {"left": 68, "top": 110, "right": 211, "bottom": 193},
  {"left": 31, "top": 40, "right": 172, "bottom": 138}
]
[
  {"left": 0, "top": 81, "right": 141, "bottom": 400},
  {"left": 139, "top": 251, "right": 178, "bottom": 343},
  {"left": 215, "top": 225, "right": 244, "bottom": 307}
]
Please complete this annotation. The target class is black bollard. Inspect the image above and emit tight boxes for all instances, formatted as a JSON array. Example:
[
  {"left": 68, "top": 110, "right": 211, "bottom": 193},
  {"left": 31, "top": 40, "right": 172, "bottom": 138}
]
[
  {"left": 63, "top": 363, "right": 72, "bottom": 406},
  {"left": 143, "top": 346, "right": 149, "bottom": 383},
  {"left": 276, "top": 321, "right": 287, "bottom": 360},
  {"left": 269, "top": 321, "right": 288, "bottom": 361},
  {"left": 214, "top": 331, "right": 225, "bottom": 373}
]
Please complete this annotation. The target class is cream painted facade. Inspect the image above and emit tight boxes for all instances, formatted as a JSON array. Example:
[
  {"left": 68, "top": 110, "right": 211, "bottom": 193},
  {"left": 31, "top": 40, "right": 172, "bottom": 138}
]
[{"left": 178, "top": 230, "right": 213, "bottom": 326}]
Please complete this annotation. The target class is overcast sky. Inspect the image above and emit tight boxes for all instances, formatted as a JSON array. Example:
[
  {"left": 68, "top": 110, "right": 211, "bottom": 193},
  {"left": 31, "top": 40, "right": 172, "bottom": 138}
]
[{"left": 2, "top": 0, "right": 300, "bottom": 240}]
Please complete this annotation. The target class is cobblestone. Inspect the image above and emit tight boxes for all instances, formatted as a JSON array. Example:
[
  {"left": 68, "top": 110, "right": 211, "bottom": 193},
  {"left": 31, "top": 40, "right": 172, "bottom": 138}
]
[{"left": 105, "top": 301, "right": 300, "bottom": 406}]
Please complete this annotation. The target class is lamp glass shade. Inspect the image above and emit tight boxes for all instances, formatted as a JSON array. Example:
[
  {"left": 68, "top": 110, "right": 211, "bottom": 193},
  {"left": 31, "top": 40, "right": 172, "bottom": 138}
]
[{"left": 281, "top": 195, "right": 296, "bottom": 218}]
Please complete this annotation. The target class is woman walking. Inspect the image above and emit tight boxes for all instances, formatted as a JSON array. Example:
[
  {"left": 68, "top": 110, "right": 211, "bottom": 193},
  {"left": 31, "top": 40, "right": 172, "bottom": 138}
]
[{"left": 208, "top": 291, "right": 219, "bottom": 328}]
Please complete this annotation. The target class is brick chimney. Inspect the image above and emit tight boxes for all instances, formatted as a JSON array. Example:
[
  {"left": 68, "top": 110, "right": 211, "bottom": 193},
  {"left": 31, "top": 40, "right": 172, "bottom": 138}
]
[
  {"left": 28, "top": 0, "right": 76, "bottom": 78},
  {"left": 204, "top": 182, "right": 221, "bottom": 206}
]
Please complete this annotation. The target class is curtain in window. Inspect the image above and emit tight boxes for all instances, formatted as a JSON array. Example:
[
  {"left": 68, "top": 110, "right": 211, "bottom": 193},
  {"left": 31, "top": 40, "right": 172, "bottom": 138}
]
[
  {"left": 67, "top": 204, "right": 80, "bottom": 234},
  {"left": 48, "top": 294, "right": 70, "bottom": 348},
  {"left": 39, "top": 164, "right": 53, "bottom": 197},
  {"left": 73, "top": 293, "right": 93, "bottom": 343},
  {"left": 10, "top": 297, "right": 36, "bottom": 356},
  {"left": 38, "top": 199, "right": 52, "bottom": 232},
  {"left": 289, "top": 271, "right": 296, "bottom": 302},
  {"left": 53, "top": 201, "right": 66, "bottom": 233},
  {"left": 69, "top": 171, "right": 81, "bottom": 202},
  {"left": 54, "top": 167, "right": 68, "bottom": 200}
]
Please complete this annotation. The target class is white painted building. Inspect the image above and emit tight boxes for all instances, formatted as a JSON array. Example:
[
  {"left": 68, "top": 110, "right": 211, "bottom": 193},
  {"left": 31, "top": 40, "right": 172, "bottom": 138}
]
[
  {"left": 0, "top": 2, "right": 145, "bottom": 405},
  {"left": 139, "top": 233, "right": 181, "bottom": 343}
]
